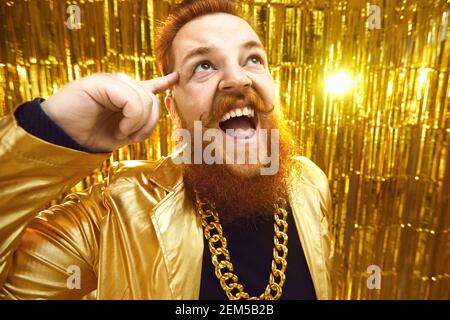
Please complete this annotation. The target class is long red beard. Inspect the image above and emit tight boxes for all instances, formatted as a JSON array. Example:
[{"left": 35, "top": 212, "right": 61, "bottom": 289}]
[{"left": 182, "top": 107, "right": 298, "bottom": 224}]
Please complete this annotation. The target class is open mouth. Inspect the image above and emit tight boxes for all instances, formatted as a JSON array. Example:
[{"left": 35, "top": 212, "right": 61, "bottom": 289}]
[{"left": 218, "top": 106, "right": 257, "bottom": 140}]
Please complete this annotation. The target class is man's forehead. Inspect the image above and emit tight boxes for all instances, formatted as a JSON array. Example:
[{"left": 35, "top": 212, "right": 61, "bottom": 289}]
[{"left": 172, "top": 13, "right": 262, "bottom": 52}]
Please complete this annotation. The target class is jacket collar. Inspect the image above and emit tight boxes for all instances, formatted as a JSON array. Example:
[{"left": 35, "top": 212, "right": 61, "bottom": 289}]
[{"left": 149, "top": 154, "right": 184, "bottom": 193}]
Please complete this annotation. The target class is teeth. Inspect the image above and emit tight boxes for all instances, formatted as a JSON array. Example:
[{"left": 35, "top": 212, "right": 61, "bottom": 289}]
[
  {"left": 219, "top": 106, "right": 255, "bottom": 123},
  {"left": 220, "top": 107, "right": 255, "bottom": 122}
]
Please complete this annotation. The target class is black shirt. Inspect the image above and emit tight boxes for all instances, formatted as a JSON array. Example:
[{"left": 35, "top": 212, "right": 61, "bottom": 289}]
[
  {"left": 14, "top": 98, "right": 317, "bottom": 300},
  {"left": 199, "top": 208, "right": 316, "bottom": 300}
]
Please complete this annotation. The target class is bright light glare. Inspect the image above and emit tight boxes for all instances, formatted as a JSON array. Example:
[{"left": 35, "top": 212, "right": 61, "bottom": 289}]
[
  {"left": 418, "top": 69, "right": 428, "bottom": 87},
  {"left": 326, "top": 72, "right": 352, "bottom": 95}
]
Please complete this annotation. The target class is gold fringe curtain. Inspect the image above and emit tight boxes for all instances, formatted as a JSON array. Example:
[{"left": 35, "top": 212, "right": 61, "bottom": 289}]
[{"left": 0, "top": 0, "right": 449, "bottom": 299}]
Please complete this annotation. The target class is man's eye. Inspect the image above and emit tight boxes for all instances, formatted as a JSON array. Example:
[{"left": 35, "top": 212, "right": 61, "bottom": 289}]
[
  {"left": 194, "top": 61, "right": 213, "bottom": 73},
  {"left": 246, "top": 55, "right": 263, "bottom": 66}
]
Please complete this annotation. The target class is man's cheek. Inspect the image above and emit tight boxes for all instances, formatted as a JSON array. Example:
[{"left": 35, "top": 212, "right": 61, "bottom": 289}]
[
  {"left": 176, "top": 103, "right": 196, "bottom": 127},
  {"left": 265, "top": 85, "right": 276, "bottom": 106}
]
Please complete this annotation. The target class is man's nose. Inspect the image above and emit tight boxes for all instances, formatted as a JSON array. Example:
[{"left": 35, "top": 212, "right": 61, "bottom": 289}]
[{"left": 218, "top": 66, "right": 252, "bottom": 93}]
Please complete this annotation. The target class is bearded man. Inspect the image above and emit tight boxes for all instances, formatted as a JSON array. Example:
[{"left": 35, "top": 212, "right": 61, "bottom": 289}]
[{"left": 0, "top": 0, "right": 334, "bottom": 300}]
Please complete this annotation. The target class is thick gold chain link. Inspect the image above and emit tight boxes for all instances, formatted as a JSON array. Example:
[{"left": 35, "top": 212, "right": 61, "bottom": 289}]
[{"left": 195, "top": 192, "right": 289, "bottom": 300}]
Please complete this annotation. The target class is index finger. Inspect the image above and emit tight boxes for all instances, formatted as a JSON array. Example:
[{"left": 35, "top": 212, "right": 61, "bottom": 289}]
[{"left": 139, "top": 71, "right": 179, "bottom": 94}]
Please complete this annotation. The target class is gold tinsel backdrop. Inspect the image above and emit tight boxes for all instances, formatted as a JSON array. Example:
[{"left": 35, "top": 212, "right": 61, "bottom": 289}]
[{"left": 0, "top": 0, "right": 449, "bottom": 300}]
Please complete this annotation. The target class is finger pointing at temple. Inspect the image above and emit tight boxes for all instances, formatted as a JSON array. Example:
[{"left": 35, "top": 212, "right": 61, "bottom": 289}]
[{"left": 139, "top": 71, "right": 179, "bottom": 94}]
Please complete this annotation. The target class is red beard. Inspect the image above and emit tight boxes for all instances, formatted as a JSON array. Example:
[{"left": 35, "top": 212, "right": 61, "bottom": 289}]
[{"left": 182, "top": 88, "right": 299, "bottom": 224}]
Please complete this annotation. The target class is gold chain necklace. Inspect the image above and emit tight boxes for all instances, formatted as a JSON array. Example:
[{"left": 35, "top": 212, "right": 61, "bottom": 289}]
[{"left": 195, "top": 192, "right": 289, "bottom": 300}]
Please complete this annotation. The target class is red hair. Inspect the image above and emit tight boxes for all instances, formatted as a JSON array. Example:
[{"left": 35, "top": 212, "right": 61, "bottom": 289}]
[{"left": 155, "top": 0, "right": 241, "bottom": 76}]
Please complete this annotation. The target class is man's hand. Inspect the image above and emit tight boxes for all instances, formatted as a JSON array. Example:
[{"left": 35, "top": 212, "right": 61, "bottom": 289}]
[{"left": 40, "top": 72, "right": 179, "bottom": 152}]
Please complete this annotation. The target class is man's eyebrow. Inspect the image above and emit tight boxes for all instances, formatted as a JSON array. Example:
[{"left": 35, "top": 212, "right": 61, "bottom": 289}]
[
  {"left": 182, "top": 46, "right": 215, "bottom": 65},
  {"left": 242, "top": 40, "right": 264, "bottom": 50},
  {"left": 181, "top": 40, "right": 265, "bottom": 66}
]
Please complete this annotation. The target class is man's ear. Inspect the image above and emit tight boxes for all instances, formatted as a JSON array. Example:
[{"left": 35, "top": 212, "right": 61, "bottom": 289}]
[{"left": 164, "top": 94, "right": 177, "bottom": 122}]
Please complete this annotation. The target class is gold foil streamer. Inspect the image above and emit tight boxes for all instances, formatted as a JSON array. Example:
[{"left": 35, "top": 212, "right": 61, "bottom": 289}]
[{"left": 0, "top": 0, "right": 449, "bottom": 299}]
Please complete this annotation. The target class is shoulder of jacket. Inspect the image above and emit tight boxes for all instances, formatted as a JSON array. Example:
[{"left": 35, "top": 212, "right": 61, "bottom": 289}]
[
  {"left": 291, "top": 156, "right": 332, "bottom": 220},
  {"left": 291, "top": 156, "right": 329, "bottom": 192},
  {"left": 105, "top": 155, "right": 182, "bottom": 192},
  {"left": 106, "top": 158, "right": 164, "bottom": 179}
]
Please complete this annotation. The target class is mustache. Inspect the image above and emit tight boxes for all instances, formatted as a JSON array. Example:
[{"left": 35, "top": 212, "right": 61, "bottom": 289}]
[{"left": 202, "top": 88, "right": 275, "bottom": 128}]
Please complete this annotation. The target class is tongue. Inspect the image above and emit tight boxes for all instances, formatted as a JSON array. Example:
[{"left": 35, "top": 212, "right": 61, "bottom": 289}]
[{"left": 220, "top": 117, "right": 255, "bottom": 139}]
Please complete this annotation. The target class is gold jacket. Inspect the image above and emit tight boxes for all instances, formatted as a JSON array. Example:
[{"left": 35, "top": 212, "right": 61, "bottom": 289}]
[{"left": 0, "top": 112, "right": 335, "bottom": 300}]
